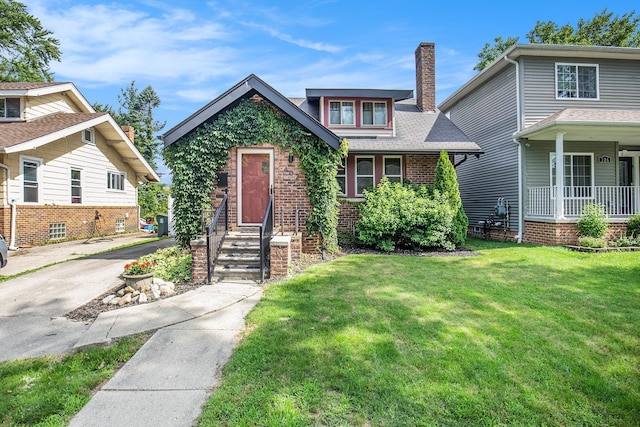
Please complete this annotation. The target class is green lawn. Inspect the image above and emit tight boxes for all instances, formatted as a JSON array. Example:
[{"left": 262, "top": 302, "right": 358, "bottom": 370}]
[
  {"left": 199, "top": 239, "right": 640, "bottom": 426},
  {"left": 0, "top": 333, "right": 149, "bottom": 426}
]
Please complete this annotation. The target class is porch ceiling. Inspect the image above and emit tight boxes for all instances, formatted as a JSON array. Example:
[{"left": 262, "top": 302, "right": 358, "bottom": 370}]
[{"left": 516, "top": 109, "right": 640, "bottom": 145}]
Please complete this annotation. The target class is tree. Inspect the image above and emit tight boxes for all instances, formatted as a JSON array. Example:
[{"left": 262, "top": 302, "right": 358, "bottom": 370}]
[
  {"left": 475, "top": 9, "right": 640, "bottom": 71},
  {"left": 433, "top": 151, "right": 468, "bottom": 246},
  {"left": 138, "top": 182, "right": 169, "bottom": 220},
  {"left": 0, "top": 0, "right": 61, "bottom": 82},
  {"left": 474, "top": 36, "right": 519, "bottom": 71},
  {"left": 94, "top": 81, "right": 166, "bottom": 170}
]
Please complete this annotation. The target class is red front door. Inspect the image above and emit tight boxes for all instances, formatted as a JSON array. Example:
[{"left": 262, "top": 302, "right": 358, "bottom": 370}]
[{"left": 240, "top": 152, "right": 271, "bottom": 224}]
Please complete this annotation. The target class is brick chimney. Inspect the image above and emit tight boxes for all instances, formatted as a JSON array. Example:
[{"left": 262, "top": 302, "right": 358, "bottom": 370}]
[
  {"left": 415, "top": 42, "right": 436, "bottom": 112},
  {"left": 121, "top": 125, "right": 134, "bottom": 142}
]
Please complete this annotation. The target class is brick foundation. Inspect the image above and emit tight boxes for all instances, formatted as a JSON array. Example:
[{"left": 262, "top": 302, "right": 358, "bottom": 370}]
[
  {"left": 523, "top": 220, "right": 628, "bottom": 245},
  {"left": 0, "top": 205, "right": 139, "bottom": 247}
]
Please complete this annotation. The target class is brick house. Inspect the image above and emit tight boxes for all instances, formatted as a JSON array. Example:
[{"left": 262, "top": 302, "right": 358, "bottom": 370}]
[
  {"left": 0, "top": 82, "right": 159, "bottom": 248},
  {"left": 162, "top": 42, "right": 481, "bottom": 280}
]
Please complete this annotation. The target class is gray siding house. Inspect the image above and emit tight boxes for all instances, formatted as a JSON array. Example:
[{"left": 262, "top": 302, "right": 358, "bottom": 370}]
[{"left": 439, "top": 44, "right": 640, "bottom": 245}]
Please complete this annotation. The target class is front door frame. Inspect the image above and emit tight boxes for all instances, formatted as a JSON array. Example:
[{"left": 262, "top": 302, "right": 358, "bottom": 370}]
[{"left": 237, "top": 148, "right": 274, "bottom": 226}]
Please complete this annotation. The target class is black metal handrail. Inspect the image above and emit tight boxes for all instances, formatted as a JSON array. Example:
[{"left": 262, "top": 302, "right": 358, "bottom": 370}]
[
  {"left": 206, "top": 190, "right": 228, "bottom": 284},
  {"left": 259, "top": 192, "right": 274, "bottom": 282}
]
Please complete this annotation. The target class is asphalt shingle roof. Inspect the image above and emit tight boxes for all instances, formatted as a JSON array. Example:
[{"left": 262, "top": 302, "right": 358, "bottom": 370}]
[
  {"left": 0, "top": 82, "right": 67, "bottom": 91},
  {"left": 0, "top": 112, "right": 107, "bottom": 148}
]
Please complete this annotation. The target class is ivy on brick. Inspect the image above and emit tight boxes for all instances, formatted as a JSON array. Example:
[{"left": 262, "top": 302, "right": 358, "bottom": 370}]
[{"left": 163, "top": 99, "right": 348, "bottom": 251}]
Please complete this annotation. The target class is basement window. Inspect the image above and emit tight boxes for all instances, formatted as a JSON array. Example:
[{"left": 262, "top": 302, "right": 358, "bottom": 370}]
[
  {"left": 49, "top": 222, "right": 67, "bottom": 240},
  {"left": 115, "top": 218, "right": 125, "bottom": 233}
]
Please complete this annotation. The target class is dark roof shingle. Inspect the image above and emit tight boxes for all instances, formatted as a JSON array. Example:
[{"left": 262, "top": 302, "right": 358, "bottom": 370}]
[{"left": 0, "top": 112, "right": 107, "bottom": 147}]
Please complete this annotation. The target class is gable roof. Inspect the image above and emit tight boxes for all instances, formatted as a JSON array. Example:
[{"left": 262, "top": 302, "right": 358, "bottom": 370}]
[
  {"left": 438, "top": 44, "right": 640, "bottom": 112},
  {"left": 0, "top": 81, "right": 94, "bottom": 112},
  {"left": 162, "top": 74, "right": 341, "bottom": 150},
  {"left": 344, "top": 99, "right": 482, "bottom": 154},
  {"left": 0, "top": 112, "right": 160, "bottom": 182}
]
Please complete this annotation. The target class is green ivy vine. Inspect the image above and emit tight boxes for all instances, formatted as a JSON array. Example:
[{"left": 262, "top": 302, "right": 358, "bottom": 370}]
[{"left": 163, "top": 99, "right": 348, "bottom": 251}]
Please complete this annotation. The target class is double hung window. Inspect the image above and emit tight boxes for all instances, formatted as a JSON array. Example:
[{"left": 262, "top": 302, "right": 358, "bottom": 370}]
[
  {"left": 22, "top": 158, "right": 41, "bottom": 203},
  {"left": 71, "top": 169, "right": 82, "bottom": 204},
  {"left": 362, "top": 102, "right": 387, "bottom": 126},
  {"left": 356, "top": 157, "right": 374, "bottom": 195},
  {"left": 383, "top": 157, "right": 402, "bottom": 183},
  {"left": 329, "top": 101, "right": 355, "bottom": 125}
]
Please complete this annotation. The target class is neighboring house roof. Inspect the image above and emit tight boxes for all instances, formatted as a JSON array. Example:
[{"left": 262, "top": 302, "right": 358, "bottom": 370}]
[
  {"left": 0, "top": 81, "right": 95, "bottom": 112},
  {"left": 0, "top": 111, "right": 160, "bottom": 182},
  {"left": 514, "top": 108, "right": 640, "bottom": 144},
  {"left": 162, "top": 74, "right": 341, "bottom": 150},
  {"left": 438, "top": 44, "right": 640, "bottom": 112}
]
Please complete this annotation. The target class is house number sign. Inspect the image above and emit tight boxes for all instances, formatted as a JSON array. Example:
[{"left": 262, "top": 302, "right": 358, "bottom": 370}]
[{"left": 599, "top": 156, "right": 611, "bottom": 163}]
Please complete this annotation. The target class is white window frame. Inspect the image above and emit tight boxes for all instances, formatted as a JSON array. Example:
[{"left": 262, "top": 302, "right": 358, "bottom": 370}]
[
  {"left": 20, "top": 155, "right": 42, "bottom": 204},
  {"left": 383, "top": 156, "right": 403, "bottom": 183},
  {"left": 0, "top": 97, "right": 22, "bottom": 120},
  {"left": 336, "top": 157, "right": 347, "bottom": 195},
  {"left": 329, "top": 100, "right": 355, "bottom": 125},
  {"left": 71, "top": 168, "right": 82, "bottom": 204},
  {"left": 361, "top": 101, "right": 387, "bottom": 126},
  {"left": 82, "top": 128, "right": 95, "bottom": 144},
  {"left": 355, "top": 156, "right": 375, "bottom": 196},
  {"left": 550, "top": 152, "right": 595, "bottom": 199},
  {"left": 555, "top": 63, "right": 599, "bottom": 100},
  {"left": 107, "top": 170, "right": 126, "bottom": 191}
]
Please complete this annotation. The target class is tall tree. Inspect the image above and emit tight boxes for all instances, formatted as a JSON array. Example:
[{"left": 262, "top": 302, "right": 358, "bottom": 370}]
[
  {"left": 95, "top": 81, "right": 166, "bottom": 170},
  {"left": 475, "top": 9, "right": 640, "bottom": 71},
  {"left": 0, "top": 0, "right": 61, "bottom": 82}
]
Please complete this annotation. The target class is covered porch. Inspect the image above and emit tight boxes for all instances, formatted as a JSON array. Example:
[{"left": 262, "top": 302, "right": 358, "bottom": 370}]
[{"left": 518, "top": 109, "right": 640, "bottom": 221}]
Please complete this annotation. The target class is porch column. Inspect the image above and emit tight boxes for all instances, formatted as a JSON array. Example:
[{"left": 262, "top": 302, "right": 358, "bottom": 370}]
[{"left": 555, "top": 132, "right": 566, "bottom": 219}]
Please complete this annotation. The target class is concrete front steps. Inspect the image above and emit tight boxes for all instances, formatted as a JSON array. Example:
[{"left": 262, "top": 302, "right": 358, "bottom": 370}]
[{"left": 214, "top": 228, "right": 263, "bottom": 282}]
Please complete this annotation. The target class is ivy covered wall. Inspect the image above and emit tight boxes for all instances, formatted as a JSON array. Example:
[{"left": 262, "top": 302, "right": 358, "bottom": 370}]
[{"left": 163, "top": 98, "right": 348, "bottom": 251}]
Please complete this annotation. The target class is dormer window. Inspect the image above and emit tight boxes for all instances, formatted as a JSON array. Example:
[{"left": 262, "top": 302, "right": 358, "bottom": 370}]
[
  {"left": 82, "top": 128, "right": 94, "bottom": 144},
  {"left": 0, "top": 98, "right": 21, "bottom": 119},
  {"left": 362, "top": 101, "right": 387, "bottom": 126},
  {"left": 329, "top": 101, "right": 354, "bottom": 125}
]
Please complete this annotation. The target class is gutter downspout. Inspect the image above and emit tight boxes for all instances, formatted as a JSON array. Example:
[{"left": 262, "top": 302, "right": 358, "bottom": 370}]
[
  {"left": 0, "top": 163, "right": 18, "bottom": 250},
  {"left": 504, "top": 55, "right": 523, "bottom": 243}
]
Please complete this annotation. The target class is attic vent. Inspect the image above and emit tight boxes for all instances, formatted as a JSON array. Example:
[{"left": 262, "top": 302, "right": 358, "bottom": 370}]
[{"left": 82, "top": 128, "right": 95, "bottom": 144}]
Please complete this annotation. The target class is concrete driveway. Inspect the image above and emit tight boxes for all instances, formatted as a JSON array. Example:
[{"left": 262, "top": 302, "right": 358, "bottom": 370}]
[{"left": 0, "top": 235, "right": 176, "bottom": 362}]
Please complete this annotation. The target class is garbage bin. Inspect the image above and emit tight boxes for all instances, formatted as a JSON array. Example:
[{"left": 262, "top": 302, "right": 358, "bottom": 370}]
[{"left": 156, "top": 214, "right": 168, "bottom": 237}]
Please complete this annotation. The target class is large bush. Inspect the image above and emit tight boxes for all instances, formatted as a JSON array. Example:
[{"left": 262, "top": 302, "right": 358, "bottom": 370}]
[
  {"left": 356, "top": 178, "right": 455, "bottom": 251},
  {"left": 576, "top": 203, "right": 608, "bottom": 238}
]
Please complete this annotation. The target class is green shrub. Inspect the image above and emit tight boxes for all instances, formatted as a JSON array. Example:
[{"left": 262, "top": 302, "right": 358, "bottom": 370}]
[
  {"left": 609, "top": 235, "right": 640, "bottom": 247},
  {"left": 356, "top": 178, "right": 455, "bottom": 252},
  {"left": 627, "top": 215, "right": 640, "bottom": 237},
  {"left": 434, "top": 151, "right": 468, "bottom": 245},
  {"left": 576, "top": 203, "right": 608, "bottom": 238},
  {"left": 577, "top": 236, "right": 607, "bottom": 248},
  {"left": 139, "top": 246, "right": 192, "bottom": 283}
]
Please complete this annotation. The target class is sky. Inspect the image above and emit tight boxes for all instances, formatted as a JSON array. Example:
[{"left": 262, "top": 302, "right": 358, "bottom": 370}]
[{"left": 25, "top": 0, "right": 634, "bottom": 183}]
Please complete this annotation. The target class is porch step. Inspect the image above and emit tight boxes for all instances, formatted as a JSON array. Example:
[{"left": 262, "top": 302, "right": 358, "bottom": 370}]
[{"left": 213, "top": 228, "right": 264, "bottom": 282}]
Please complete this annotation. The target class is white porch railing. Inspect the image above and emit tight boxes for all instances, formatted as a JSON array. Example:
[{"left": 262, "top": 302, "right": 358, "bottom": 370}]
[{"left": 527, "top": 186, "right": 640, "bottom": 217}]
